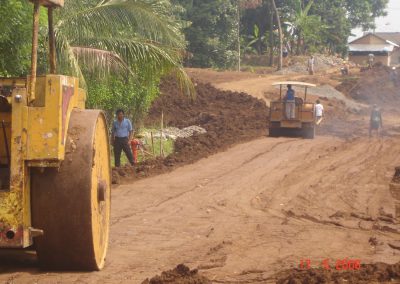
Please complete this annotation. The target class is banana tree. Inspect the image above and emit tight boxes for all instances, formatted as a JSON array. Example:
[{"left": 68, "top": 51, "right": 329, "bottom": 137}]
[
  {"left": 53, "top": 0, "right": 193, "bottom": 94},
  {"left": 286, "top": 0, "right": 325, "bottom": 55},
  {"left": 245, "top": 24, "right": 267, "bottom": 55}
]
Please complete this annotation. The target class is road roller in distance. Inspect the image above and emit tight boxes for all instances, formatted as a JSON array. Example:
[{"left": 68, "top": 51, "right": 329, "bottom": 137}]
[
  {"left": 0, "top": 0, "right": 111, "bottom": 270},
  {"left": 269, "top": 81, "right": 316, "bottom": 139}
]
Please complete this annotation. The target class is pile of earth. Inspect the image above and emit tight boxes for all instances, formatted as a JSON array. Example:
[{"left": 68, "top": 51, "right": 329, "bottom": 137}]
[
  {"left": 278, "top": 54, "right": 344, "bottom": 75},
  {"left": 336, "top": 66, "right": 400, "bottom": 110},
  {"left": 112, "top": 78, "right": 268, "bottom": 183},
  {"left": 275, "top": 262, "right": 400, "bottom": 284},
  {"left": 141, "top": 264, "right": 211, "bottom": 284}
]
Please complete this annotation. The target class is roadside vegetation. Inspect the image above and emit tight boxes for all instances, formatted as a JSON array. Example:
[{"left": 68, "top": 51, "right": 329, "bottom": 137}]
[
  {"left": 0, "top": 0, "right": 389, "bottom": 125},
  {"left": 111, "top": 134, "right": 174, "bottom": 167}
]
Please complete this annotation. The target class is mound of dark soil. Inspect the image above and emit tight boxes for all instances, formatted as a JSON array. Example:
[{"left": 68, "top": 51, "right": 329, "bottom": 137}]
[
  {"left": 148, "top": 79, "right": 268, "bottom": 163},
  {"left": 337, "top": 67, "right": 400, "bottom": 109},
  {"left": 142, "top": 264, "right": 211, "bottom": 284},
  {"left": 112, "top": 78, "right": 268, "bottom": 183},
  {"left": 147, "top": 79, "right": 267, "bottom": 132},
  {"left": 275, "top": 262, "right": 400, "bottom": 284}
]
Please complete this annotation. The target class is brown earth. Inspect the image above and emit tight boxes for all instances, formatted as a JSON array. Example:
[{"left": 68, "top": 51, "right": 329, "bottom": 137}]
[
  {"left": 336, "top": 67, "right": 400, "bottom": 110},
  {"left": 114, "top": 67, "right": 359, "bottom": 183},
  {"left": 141, "top": 264, "right": 211, "bottom": 284},
  {"left": 2, "top": 68, "right": 400, "bottom": 284},
  {"left": 113, "top": 79, "right": 268, "bottom": 183},
  {"left": 275, "top": 262, "right": 400, "bottom": 284}
]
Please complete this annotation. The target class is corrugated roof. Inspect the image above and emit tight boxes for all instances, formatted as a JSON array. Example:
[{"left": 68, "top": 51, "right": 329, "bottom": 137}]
[
  {"left": 349, "top": 44, "right": 395, "bottom": 52},
  {"left": 376, "top": 32, "right": 400, "bottom": 45}
]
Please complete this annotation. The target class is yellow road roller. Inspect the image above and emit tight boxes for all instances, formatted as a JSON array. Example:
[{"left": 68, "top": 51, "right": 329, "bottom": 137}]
[
  {"left": 269, "top": 81, "right": 317, "bottom": 139},
  {"left": 0, "top": 0, "right": 111, "bottom": 270}
]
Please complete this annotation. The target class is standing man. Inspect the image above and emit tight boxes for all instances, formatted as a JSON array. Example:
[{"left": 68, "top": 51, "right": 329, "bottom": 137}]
[
  {"left": 315, "top": 100, "right": 324, "bottom": 125},
  {"left": 112, "top": 109, "right": 135, "bottom": 167},
  {"left": 282, "top": 46, "right": 289, "bottom": 66},
  {"left": 308, "top": 55, "right": 315, "bottom": 75},
  {"left": 341, "top": 61, "right": 349, "bottom": 76},
  {"left": 368, "top": 53, "right": 375, "bottom": 69},
  {"left": 284, "top": 84, "right": 296, "bottom": 119},
  {"left": 369, "top": 105, "right": 383, "bottom": 138}
]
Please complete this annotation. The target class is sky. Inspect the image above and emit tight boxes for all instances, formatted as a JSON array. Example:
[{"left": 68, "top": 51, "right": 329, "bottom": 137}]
[
  {"left": 352, "top": 0, "right": 400, "bottom": 39},
  {"left": 374, "top": 0, "right": 400, "bottom": 32}
]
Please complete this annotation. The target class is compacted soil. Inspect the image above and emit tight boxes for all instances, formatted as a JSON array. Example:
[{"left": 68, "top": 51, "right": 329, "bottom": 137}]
[{"left": 1, "top": 68, "right": 400, "bottom": 284}]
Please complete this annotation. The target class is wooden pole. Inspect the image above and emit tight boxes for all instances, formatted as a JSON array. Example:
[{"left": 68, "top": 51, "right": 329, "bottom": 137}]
[
  {"left": 48, "top": 7, "right": 57, "bottom": 74},
  {"left": 30, "top": 0, "right": 41, "bottom": 103},
  {"left": 237, "top": 0, "right": 241, "bottom": 72},
  {"left": 151, "top": 131, "right": 155, "bottom": 155},
  {"left": 160, "top": 111, "right": 164, "bottom": 157}
]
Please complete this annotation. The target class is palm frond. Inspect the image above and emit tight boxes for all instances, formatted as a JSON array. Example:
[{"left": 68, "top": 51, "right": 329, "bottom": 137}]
[
  {"left": 70, "top": 36, "right": 194, "bottom": 95},
  {"left": 55, "top": 33, "right": 87, "bottom": 87},
  {"left": 57, "top": 0, "right": 185, "bottom": 48},
  {"left": 53, "top": 0, "right": 194, "bottom": 96},
  {"left": 70, "top": 46, "right": 135, "bottom": 78}
]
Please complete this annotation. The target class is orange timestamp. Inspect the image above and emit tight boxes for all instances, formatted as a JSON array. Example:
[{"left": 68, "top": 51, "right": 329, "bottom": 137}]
[{"left": 299, "top": 258, "right": 361, "bottom": 271}]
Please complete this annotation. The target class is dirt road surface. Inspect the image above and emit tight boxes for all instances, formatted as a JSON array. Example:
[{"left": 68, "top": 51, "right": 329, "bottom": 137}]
[{"left": 1, "top": 69, "right": 400, "bottom": 283}]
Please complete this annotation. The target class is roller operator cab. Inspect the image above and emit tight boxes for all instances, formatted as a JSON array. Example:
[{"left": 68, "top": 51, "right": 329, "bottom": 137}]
[
  {"left": 269, "top": 81, "right": 317, "bottom": 139},
  {"left": 0, "top": 0, "right": 111, "bottom": 271}
]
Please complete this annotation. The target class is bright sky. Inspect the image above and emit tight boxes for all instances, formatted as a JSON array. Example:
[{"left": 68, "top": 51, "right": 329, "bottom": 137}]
[
  {"left": 351, "top": 0, "right": 400, "bottom": 39},
  {"left": 374, "top": 0, "right": 400, "bottom": 32}
]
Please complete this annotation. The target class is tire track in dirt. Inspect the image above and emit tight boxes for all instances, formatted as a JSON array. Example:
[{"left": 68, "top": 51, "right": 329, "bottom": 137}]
[{"left": 2, "top": 70, "right": 400, "bottom": 283}]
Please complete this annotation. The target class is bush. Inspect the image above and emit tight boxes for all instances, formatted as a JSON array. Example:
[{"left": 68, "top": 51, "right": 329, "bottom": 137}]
[{"left": 86, "top": 75, "right": 160, "bottom": 126}]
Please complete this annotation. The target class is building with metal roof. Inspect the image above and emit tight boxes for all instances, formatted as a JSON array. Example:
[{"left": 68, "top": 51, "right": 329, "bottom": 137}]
[{"left": 349, "top": 33, "right": 400, "bottom": 66}]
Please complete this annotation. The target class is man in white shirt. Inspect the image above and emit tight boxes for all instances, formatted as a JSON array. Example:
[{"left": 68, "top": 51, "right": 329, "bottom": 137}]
[
  {"left": 315, "top": 100, "right": 324, "bottom": 125},
  {"left": 368, "top": 53, "right": 375, "bottom": 68},
  {"left": 308, "top": 55, "right": 315, "bottom": 75}
]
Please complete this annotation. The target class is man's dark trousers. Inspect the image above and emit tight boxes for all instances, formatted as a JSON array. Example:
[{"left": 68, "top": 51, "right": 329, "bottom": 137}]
[{"left": 114, "top": 137, "right": 134, "bottom": 167}]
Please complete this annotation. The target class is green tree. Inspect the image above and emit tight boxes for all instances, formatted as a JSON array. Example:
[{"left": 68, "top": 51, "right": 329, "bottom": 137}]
[
  {"left": 54, "top": 0, "right": 191, "bottom": 92},
  {"left": 174, "top": 0, "right": 239, "bottom": 69},
  {"left": 0, "top": 0, "right": 47, "bottom": 76},
  {"left": 239, "top": 0, "right": 389, "bottom": 59},
  {"left": 86, "top": 74, "right": 159, "bottom": 124},
  {"left": 345, "top": 0, "right": 389, "bottom": 30},
  {"left": 312, "top": 0, "right": 351, "bottom": 55},
  {"left": 1, "top": 0, "right": 193, "bottom": 124},
  {"left": 286, "top": 0, "right": 326, "bottom": 55}
]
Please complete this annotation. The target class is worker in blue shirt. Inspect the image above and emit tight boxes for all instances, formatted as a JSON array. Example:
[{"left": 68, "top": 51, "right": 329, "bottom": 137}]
[
  {"left": 112, "top": 109, "right": 135, "bottom": 167},
  {"left": 284, "top": 84, "right": 296, "bottom": 119}
]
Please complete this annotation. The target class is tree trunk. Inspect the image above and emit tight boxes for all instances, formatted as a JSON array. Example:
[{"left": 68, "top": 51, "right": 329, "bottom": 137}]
[
  {"left": 268, "top": 2, "right": 274, "bottom": 66},
  {"left": 270, "top": 0, "right": 282, "bottom": 70},
  {"left": 237, "top": 1, "right": 241, "bottom": 72},
  {"left": 296, "top": 31, "right": 301, "bottom": 55}
]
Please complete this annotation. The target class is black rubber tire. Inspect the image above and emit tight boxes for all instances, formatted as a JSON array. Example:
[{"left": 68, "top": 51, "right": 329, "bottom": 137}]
[
  {"left": 303, "top": 127, "right": 315, "bottom": 139},
  {"left": 269, "top": 128, "right": 280, "bottom": 137},
  {"left": 31, "top": 109, "right": 111, "bottom": 271}
]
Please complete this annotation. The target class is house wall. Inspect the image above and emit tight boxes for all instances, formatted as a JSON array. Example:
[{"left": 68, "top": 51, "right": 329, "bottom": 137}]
[
  {"left": 349, "top": 54, "right": 389, "bottom": 66},
  {"left": 351, "top": 34, "right": 387, "bottom": 45},
  {"left": 390, "top": 48, "right": 400, "bottom": 66}
]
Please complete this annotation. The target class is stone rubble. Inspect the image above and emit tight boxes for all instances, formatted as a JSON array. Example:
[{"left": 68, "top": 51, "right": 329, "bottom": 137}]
[{"left": 143, "top": 125, "right": 207, "bottom": 140}]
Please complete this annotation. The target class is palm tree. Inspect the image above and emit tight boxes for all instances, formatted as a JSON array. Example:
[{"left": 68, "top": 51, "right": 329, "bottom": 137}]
[{"left": 53, "top": 0, "right": 193, "bottom": 94}]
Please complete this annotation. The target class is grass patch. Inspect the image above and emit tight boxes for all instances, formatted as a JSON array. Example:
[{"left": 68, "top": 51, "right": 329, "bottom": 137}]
[{"left": 110, "top": 130, "right": 175, "bottom": 167}]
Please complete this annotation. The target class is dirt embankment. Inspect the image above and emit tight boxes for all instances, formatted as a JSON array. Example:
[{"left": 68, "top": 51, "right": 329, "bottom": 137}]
[
  {"left": 142, "top": 264, "right": 211, "bottom": 284},
  {"left": 275, "top": 262, "right": 400, "bottom": 284},
  {"left": 337, "top": 67, "right": 400, "bottom": 110},
  {"left": 144, "top": 262, "right": 400, "bottom": 284},
  {"left": 113, "top": 79, "right": 268, "bottom": 183}
]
